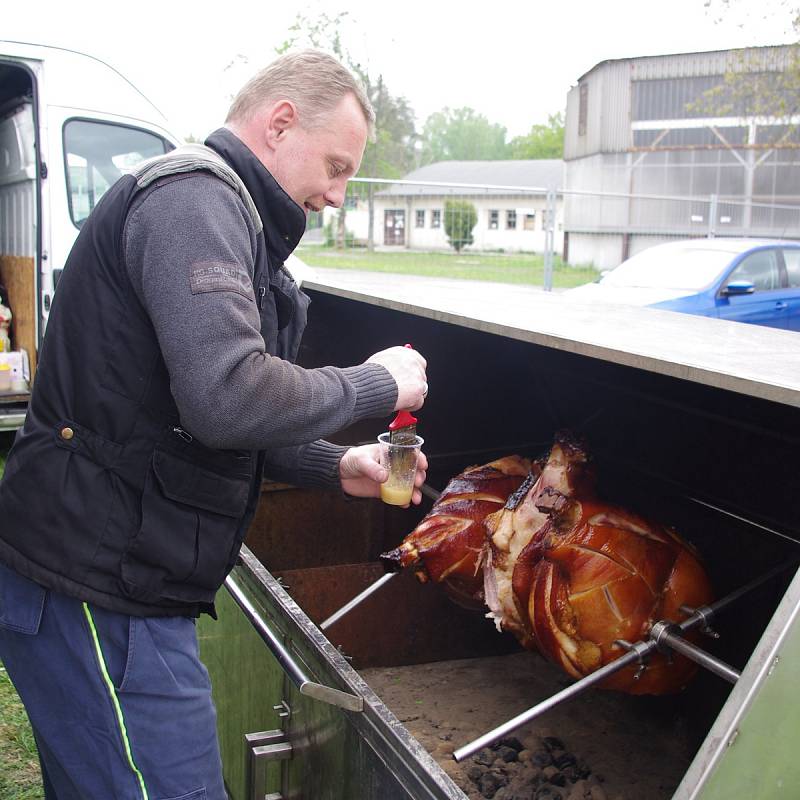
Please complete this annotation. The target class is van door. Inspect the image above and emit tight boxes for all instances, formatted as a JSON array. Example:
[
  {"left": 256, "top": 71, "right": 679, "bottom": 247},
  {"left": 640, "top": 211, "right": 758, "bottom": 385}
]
[{"left": 0, "top": 57, "right": 39, "bottom": 428}]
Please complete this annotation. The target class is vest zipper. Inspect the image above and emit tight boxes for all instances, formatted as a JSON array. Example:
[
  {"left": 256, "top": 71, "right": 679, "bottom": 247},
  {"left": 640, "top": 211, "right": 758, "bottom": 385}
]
[
  {"left": 258, "top": 285, "right": 266, "bottom": 309},
  {"left": 172, "top": 426, "right": 193, "bottom": 443}
]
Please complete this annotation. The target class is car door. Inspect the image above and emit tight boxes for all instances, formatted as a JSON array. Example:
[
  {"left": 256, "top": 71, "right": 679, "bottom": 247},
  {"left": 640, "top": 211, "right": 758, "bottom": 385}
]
[
  {"left": 716, "top": 248, "right": 790, "bottom": 329},
  {"left": 779, "top": 247, "right": 800, "bottom": 332}
]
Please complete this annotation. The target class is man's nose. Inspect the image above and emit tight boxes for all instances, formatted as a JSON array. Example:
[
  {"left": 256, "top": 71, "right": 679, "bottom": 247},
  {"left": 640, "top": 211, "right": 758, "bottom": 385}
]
[{"left": 324, "top": 181, "right": 347, "bottom": 208}]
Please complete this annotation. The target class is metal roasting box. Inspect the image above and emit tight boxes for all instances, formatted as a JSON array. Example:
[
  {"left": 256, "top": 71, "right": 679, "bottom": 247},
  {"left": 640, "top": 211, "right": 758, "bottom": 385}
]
[{"left": 198, "top": 277, "right": 800, "bottom": 800}]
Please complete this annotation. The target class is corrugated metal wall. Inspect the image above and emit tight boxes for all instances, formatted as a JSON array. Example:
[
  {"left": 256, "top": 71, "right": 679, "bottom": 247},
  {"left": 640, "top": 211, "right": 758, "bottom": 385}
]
[
  {"left": 564, "top": 61, "right": 632, "bottom": 159},
  {"left": 563, "top": 44, "right": 800, "bottom": 261},
  {"left": 565, "top": 44, "right": 798, "bottom": 159}
]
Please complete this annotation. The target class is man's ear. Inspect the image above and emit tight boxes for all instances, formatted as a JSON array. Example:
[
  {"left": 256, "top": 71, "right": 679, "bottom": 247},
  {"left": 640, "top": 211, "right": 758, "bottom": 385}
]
[{"left": 264, "top": 100, "right": 298, "bottom": 151}]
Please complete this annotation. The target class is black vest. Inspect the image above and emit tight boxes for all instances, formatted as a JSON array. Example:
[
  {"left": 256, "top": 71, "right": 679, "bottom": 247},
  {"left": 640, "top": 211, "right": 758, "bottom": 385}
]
[{"left": 0, "top": 129, "right": 309, "bottom": 617}]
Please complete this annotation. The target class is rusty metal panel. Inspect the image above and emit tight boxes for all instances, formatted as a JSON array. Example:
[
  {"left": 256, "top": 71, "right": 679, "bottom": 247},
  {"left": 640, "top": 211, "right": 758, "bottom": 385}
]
[
  {"left": 273, "top": 562, "right": 518, "bottom": 669},
  {"left": 245, "top": 484, "right": 387, "bottom": 571}
]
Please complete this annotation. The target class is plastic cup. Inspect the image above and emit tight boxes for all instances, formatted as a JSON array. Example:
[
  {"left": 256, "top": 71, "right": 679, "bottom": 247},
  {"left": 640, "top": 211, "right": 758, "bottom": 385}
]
[{"left": 377, "top": 432, "right": 424, "bottom": 507}]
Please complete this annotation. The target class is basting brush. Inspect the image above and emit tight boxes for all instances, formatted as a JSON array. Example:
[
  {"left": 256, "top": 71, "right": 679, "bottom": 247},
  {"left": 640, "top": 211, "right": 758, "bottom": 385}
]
[
  {"left": 388, "top": 342, "right": 420, "bottom": 445},
  {"left": 388, "top": 409, "right": 418, "bottom": 445}
]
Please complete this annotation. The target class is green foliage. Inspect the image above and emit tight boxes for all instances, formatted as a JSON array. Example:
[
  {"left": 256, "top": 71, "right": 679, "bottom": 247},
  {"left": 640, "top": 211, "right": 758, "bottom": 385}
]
[
  {"left": 323, "top": 217, "right": 356, "bottom": 249},
  {"left": 0, "top": 664, "right": 43, "bottom": 799},
  {"left": 360, "top": 77, "right": 417, "bottom": 179},
  {"left": 275, "top": 12, "right": 416, "bottom": 179},
  {"left": 443, "top": 200, "right": 477, "bottom": 252},
  {"left": 420, "top": 107, "right": 508, "bottom": 163},
  {"left": 690, "top": 3, "right": 800, "bottom": 145},
  {"left": 508, "top": 113, "right": 565, "bottom": 159}
]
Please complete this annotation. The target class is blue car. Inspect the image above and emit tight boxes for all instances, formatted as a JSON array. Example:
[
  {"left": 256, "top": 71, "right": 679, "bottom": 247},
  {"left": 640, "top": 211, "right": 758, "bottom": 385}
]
[{"left": 565, "top": 238, "right": 800, "bottom": 331}]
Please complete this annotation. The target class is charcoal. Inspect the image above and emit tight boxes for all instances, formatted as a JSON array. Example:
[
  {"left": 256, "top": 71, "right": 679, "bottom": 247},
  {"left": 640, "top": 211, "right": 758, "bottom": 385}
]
[
  {"left": 534, "top": 786, "right": 563, "bottom": 800},
  {"left": 542, "top": 737, "right": 565, "bottom": 753},
  {"left": 497, "top": 745, "right": 520, "bottom": 763},
  {"left": 479, "top": 772, "right": 505, "bottom": 798},
  {"left": 499, "top": 736, "right": 525, "bottom": 752},
  {"left": 531, "top": 750, "right": 553, "bottom": 768},
  {"left": 553, "top": 753, "right": 577, "bottom": 771}
]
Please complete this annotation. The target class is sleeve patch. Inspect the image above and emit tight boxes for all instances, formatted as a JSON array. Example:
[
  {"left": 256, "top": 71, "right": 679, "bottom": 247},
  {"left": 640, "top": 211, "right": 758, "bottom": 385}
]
[{"left": 190, "top": 261, "right": 253, "bottom": 299}]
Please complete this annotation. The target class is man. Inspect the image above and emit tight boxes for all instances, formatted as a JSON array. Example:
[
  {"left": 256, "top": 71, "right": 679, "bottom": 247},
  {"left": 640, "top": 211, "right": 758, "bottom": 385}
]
[{"left": 0, "top": 50, "right": 428, "bottom": 799}]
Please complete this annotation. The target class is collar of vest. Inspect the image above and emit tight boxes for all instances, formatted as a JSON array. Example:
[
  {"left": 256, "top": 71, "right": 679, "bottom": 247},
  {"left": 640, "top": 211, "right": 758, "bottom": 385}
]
[
  {"left": 132, "top": 142, "right": 264, "bottom": 234},
  {"left": 205, "top": 128, "right": 307, "bottom": 264}
]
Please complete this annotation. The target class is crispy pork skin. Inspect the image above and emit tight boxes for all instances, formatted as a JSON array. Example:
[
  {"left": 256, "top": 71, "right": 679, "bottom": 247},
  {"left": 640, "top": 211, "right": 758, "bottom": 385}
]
[
  {"left": 381, "top": 455, "right": 531, "bottom": 604},
  {"left": 512, "top": 498, "right": 714, "bottom": 694},
  {"left": 483, "top": 433, "right": 596, "bottom": 643}
]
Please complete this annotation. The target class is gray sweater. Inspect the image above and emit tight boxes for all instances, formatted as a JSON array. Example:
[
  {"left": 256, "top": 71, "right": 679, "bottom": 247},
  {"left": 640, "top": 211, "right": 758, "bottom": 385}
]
[{"left": 123, "top": 172, "right": 397, "bottom": 488}]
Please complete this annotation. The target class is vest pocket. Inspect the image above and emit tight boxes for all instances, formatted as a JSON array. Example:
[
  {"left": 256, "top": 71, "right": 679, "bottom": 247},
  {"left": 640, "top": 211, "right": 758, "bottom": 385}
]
[{"left": 120, "top": 447, "right": 250, "bottom": 604}]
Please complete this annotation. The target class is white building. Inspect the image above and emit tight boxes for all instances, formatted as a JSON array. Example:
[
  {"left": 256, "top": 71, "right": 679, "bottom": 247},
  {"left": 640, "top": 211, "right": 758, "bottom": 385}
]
[{"left": 324, "top": 160, "right": 565, "bottom": 253}]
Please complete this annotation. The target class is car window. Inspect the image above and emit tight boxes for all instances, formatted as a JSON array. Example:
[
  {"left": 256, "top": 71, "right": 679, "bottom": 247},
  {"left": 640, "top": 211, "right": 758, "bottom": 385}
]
[
  {"left": 726, "top": 249, "right": 781, "bottom": 292},
  {"left": 783, "top": 250, "right": 800, "bottom": 288},
  {"left": 64, "top": 119, "right": 173, "bottom": 228},
  {"left": 601, "top": 246, "right": 734, "bottom": 290}
]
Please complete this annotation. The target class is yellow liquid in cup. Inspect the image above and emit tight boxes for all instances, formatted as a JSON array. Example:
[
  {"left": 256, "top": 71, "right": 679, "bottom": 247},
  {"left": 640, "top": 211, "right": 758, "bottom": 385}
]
[{"left": 380, "top": 481, "right": 414, "bottom": 506}]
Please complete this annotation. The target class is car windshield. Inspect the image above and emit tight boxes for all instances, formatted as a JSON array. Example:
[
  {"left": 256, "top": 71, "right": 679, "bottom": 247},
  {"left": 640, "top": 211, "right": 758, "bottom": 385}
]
[{"left": 601, "top": 247, "right": 736, "bottom": 290}]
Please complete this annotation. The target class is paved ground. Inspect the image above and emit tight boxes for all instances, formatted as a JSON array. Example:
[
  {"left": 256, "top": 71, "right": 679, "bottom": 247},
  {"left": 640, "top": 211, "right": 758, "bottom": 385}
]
[{"left": 292, "top": 264, "right": 564, "bottom": 313}]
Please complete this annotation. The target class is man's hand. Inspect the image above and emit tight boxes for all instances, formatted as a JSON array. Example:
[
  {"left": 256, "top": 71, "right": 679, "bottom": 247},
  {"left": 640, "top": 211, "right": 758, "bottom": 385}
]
[
  {"left": 339, "top": 443, "right": 428, "bottom": 506},
  {"left": 366, "top": 346, "right": 428, "bottom": 411}
]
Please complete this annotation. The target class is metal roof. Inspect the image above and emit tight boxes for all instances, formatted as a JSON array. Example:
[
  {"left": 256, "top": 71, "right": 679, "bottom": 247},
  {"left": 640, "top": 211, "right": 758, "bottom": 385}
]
[
  {"left": 576, "top": 43, "right": 797, "bottom": 84},
  {"left": 376, "top": 159, "right": 564, "bottom": 197}
]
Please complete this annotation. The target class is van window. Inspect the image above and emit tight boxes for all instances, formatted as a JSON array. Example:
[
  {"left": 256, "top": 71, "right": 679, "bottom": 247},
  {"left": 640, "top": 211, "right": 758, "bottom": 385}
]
[{"left": 64, "top": 120, "right": 173, "bottom": 227}]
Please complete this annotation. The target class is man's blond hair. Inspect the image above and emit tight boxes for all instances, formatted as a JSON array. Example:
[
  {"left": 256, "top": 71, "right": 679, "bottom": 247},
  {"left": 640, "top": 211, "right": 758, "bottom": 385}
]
[{"left": 226, "top": 50, "right": 375, "bottom": 135}]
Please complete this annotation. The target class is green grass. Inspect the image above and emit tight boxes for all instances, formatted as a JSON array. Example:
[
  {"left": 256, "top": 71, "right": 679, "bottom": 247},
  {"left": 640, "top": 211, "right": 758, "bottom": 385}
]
[
  {"left": 296, "top": 247, "right": 600, "bottom": 288},
  {"left": 0, "top": 668, "right": 43, "bottom": 800},
  {"left": 0, "top": 434, "right": 44, "bottom": 800}
]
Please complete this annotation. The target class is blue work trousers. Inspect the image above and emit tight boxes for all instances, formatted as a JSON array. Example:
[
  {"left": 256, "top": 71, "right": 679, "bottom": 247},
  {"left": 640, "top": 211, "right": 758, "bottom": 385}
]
[{"left": 0, "top": 561, "right": 227, "bottom": 800}]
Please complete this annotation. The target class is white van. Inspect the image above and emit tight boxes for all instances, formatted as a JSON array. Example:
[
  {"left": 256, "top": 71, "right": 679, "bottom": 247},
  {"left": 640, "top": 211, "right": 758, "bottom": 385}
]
[{"left": 0, "top": 41, "right": 182, "bottom": 429}]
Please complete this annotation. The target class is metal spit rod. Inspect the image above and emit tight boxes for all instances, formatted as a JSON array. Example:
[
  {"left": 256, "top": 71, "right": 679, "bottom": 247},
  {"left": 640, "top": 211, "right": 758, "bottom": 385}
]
[
  {"left": 452, "top": 562, "right": 792, "bottom": 762},
  {"left": 320, "top": 572, "right": 397, "bottom": 631},
  {"left": 319, "top": 483, "right": 442, "bottom": 632}
]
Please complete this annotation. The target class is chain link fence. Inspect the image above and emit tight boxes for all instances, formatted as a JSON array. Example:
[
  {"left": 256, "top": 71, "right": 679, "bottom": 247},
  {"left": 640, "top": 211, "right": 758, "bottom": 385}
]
[{"left": 298, "top": 177, "right": 800, "bottom": 289}]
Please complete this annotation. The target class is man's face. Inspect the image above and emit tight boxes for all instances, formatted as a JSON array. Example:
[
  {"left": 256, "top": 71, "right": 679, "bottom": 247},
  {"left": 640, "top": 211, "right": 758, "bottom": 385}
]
[{"left": 270, "top": 92, "right": 369, "bottom": 215}]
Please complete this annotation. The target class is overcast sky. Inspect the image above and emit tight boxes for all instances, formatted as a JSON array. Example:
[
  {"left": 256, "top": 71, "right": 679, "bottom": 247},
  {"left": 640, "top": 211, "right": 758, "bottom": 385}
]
[{"left": 4, "top": 0, "right": 797, "bottom": 140}]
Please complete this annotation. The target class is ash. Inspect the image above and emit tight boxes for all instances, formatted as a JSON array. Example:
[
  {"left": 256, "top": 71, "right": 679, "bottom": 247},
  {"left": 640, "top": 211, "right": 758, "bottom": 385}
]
[{"left": 362, "top": 652, "right": 695, "bottom": 800}]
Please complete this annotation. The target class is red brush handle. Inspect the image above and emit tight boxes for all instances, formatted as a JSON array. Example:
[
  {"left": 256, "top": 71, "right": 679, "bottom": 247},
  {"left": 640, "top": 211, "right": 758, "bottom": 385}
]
[{"left": 389, "top": 409, "right": 417, "bottom": 430}]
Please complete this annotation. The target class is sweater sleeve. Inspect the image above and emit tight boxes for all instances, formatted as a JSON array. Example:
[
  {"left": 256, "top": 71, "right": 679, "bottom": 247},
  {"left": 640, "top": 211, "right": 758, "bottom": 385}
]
[
  {"left": 123, "top": 173, "right": 397, "bottom": 450},
  {"left": 262, "top": 440, "right": 349, "bottom": 489}
]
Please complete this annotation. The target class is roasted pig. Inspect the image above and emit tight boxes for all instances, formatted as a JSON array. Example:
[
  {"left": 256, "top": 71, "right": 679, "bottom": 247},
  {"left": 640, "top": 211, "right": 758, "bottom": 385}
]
[
  {"left": 510, "top": 496, "right": 714, "bottom": 693},
  {"left": 484, "top": 436, "right": 713, "bottom": 695},
  {"left": 381, "top": 455, "right": 531, "bottom": 605}
]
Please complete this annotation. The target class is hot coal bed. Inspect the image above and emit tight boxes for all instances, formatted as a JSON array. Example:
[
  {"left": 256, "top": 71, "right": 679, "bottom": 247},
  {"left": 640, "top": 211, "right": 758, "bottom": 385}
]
[{"left": 199, "top": 284, "right": 800, "bottom": 800}]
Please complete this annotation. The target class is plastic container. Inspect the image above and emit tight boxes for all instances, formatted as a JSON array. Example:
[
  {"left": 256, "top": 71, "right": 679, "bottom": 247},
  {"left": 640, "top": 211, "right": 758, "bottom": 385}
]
[{"left": 0, "top": 362, "right": 11, "bottom": 392}]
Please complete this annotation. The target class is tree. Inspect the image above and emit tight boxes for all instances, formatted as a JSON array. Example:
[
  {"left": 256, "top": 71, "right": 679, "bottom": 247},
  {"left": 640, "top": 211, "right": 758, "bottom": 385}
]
[
  {"left": 443, "top": 200, "right": 477, "bottom": 252},
  {"left": 275, "top": 11, "right": 418, "bottom": 248},
  {"left": 692, "top": 2, "right": 800, "bottom": 146},
  {"left": 419, "top": 107, "right": 508, "bottom": 164},
  {"left": 508, "top": 113, "right": 565, "bottom": 159}
]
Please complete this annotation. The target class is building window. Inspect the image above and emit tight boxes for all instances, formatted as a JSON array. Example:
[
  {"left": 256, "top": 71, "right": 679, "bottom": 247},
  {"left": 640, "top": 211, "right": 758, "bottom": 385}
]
[
  {"left": 578, "top": 82, "right": 588, "bottom": 137},
  {"left": 431, "top": 209, "right": 441, "bottom": 228},
  {"left": 489, "top": 210, "right": 499, "bottom": 229},
  {"left": 506, "top": 210, "right": 517, "bottom": 229},
  {"left": 523, "top": 213, "right": 536, "bottom": 231},
  {"left": 416, "top": 209, "right": 425, "bottom": 228}
]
